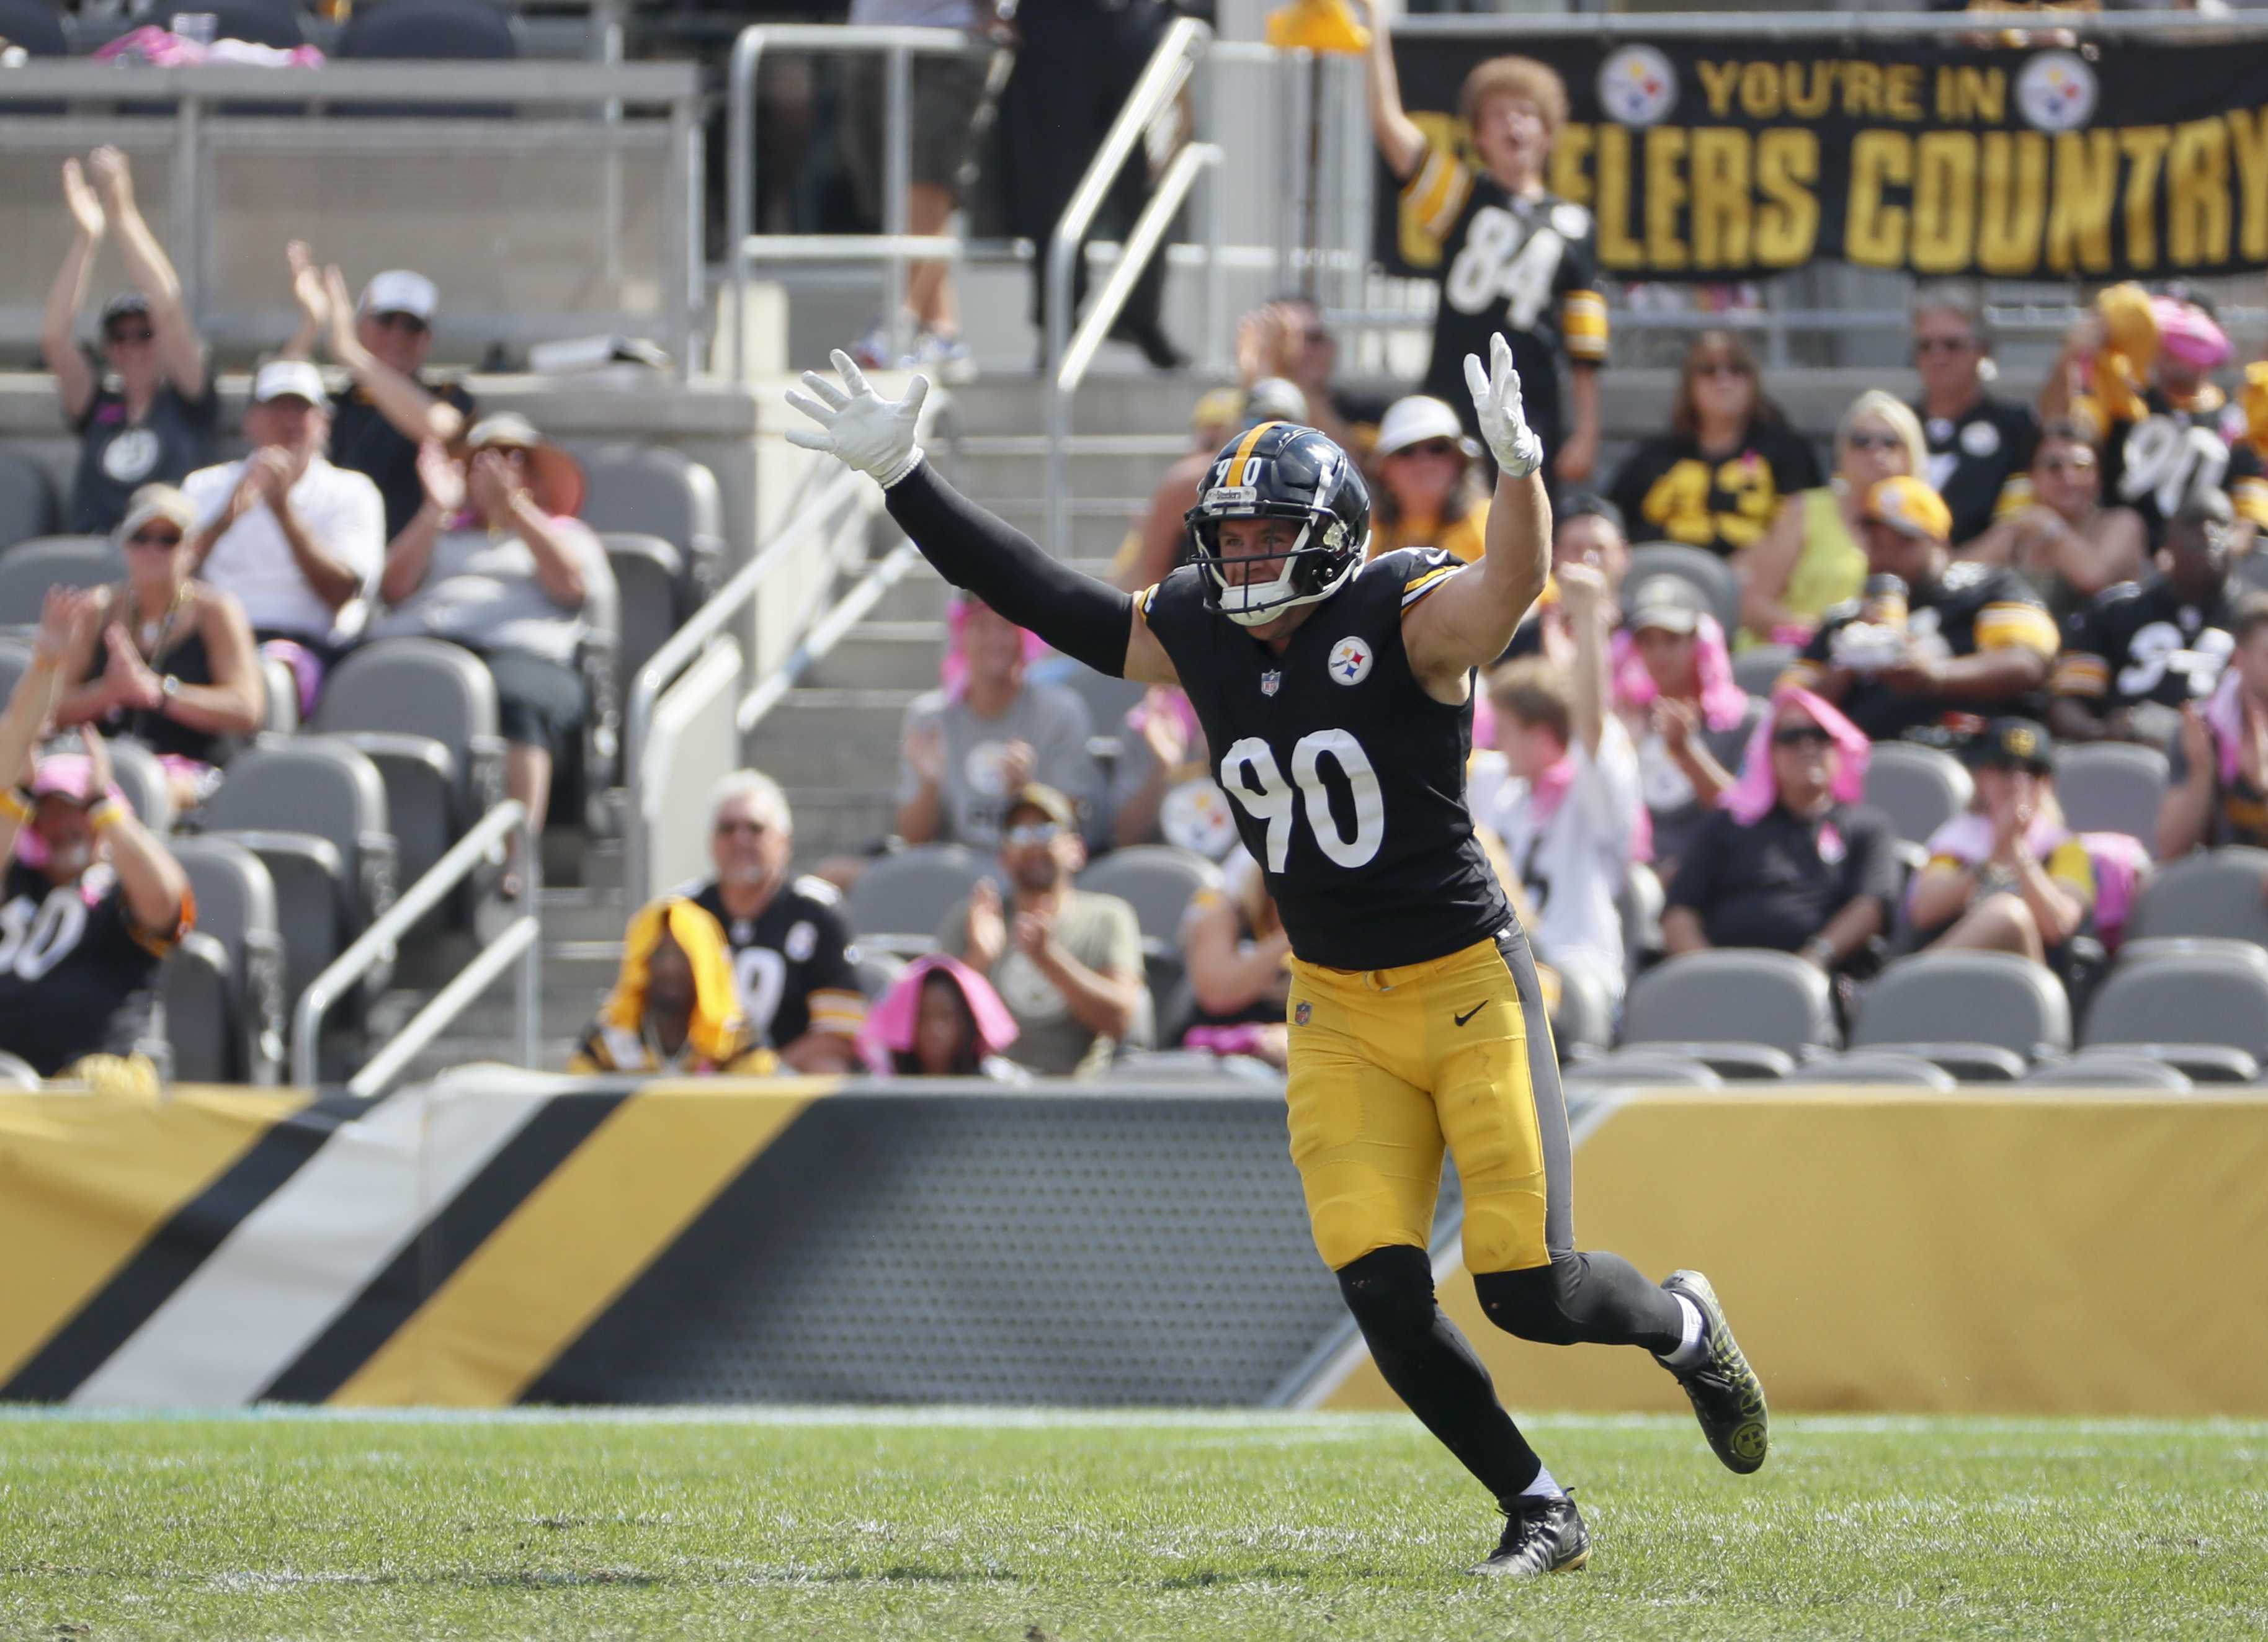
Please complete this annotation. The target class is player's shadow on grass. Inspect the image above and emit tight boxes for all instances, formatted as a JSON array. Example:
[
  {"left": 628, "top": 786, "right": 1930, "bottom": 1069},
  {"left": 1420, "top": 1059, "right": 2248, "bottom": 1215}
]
[
  {"left": 1158, "top": 1565, "right": 1331, "bottom": 1590},
  {"left": 812, "top": 1566, "right": 1022, "bottom": 1585}
]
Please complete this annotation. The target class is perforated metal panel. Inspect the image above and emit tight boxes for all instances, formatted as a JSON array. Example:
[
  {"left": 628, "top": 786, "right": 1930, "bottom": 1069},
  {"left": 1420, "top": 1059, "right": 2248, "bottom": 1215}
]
[{"left": 533, "top": 1089, "right": 1463, "bottom": 1408}]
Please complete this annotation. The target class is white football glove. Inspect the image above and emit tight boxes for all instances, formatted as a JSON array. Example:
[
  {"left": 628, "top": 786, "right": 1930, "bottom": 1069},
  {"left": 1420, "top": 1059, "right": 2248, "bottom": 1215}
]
[
  {"left": 1463, "top": 331, "right": 1544, "bottom": 480},
  {"left": 785, "top": 348, "right": 930, "bottom": 489}
]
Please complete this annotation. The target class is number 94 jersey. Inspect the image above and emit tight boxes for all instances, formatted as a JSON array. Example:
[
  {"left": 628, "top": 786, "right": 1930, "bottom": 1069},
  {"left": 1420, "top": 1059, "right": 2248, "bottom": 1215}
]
[{"left": 1137, "top": 548, "right": 1511, "bottom": 971}]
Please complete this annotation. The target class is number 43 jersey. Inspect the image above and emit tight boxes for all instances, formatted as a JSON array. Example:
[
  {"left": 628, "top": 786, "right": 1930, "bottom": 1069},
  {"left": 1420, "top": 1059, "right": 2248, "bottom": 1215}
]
[{"left": 1138, "top": 548, "right": 1512, "bottom": 971}]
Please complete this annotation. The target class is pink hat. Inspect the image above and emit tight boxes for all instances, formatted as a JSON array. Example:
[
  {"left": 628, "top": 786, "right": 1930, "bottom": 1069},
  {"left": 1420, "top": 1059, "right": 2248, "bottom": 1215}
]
[
  {"left": 14, "top": 754, "right": 126, "bottom": 870},
  {"left": 1723, "top": 687, "right": 1870, "bottom": 825},
  {"left": 858, "top": 953, "right": 1019, "bottom": 1073},
  {"left": 2151, "top": 297, "right": 2233, "bottom": 372}
]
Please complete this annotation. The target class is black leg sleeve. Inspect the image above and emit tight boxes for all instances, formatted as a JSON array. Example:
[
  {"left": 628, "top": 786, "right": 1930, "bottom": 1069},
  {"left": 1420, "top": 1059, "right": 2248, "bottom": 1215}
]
[
  {"left": 1474, "top": 1252, "right": 1684, "bottom": 1356},
  {"left": 1338, "top": 1244, "right": 1543, "bottom": 1502},
  {"left": 882, "top": 461, "right": 1137, "bottom": 677}
]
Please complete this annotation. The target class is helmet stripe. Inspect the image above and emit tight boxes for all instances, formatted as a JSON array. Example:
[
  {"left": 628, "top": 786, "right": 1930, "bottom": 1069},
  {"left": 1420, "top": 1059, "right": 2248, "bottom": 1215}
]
[{"left": 1226, "top": 419, "right": 1284, "bottom": 476}]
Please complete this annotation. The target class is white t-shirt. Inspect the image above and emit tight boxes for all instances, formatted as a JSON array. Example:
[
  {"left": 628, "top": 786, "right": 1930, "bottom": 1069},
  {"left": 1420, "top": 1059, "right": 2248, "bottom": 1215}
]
[
  {"left": 182, "top": 456, "right": 386, "bottom": 643},
  {"left": 1468, "top": 719, "right": 1641, "bottom": 1002}
]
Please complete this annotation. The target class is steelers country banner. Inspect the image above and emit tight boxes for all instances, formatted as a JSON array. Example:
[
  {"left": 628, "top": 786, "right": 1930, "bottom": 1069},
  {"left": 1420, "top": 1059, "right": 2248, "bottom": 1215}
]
[{"left": 1382, "top": 33, "right": 2268, "bottom": 280}]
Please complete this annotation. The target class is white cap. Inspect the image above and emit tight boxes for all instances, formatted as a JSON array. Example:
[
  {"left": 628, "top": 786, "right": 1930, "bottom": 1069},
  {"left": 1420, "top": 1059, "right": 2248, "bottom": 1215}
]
[
  {"left": 1375, "top": 395, "right": 1476, "bottom": 458},
  {"left": 251, "top": 358, "right": 328, "bottom": 405},
  {"left": 359, "top": 269, "right": 438, "bottom": 322}
]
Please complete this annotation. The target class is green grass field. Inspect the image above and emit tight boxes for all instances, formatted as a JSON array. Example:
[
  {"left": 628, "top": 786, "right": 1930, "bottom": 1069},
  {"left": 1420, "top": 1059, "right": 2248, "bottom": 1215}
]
[{"left": 1, "top": 1409, "right": 2263, "bottom": 1641}]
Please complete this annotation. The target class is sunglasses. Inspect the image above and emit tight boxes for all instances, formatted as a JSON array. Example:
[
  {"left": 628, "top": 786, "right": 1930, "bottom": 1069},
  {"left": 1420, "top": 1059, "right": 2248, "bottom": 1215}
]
[
  {"left": 1914, "top": 335, "right": 1978, "bottom": 354},
  {"left": 1395, "top": 439, "right": 1463, "bottom": 460},
  {"left": 1693, "top": 360, "right": 1751, "bottom": 380},
  {"left": 1772, "top": 725, "right": 1834, "bottom": 748},
  {"left": 106, "top": 328, "right": 155, "bottom": 346},
  {"left": 371, "top": 312, "right": 430, "bottom": 335},
  {"left": 1847, "top": 431, "right": 1904, "bottom": 453},
  {"left": 1004, "top": 822, "right": 1063, "bottom": 847},
  {"left": 713, "top": 818, "right": 769, "bottom": 838},
  {"left": 125, "top": 528, "right": 183, "bottom": 549}
]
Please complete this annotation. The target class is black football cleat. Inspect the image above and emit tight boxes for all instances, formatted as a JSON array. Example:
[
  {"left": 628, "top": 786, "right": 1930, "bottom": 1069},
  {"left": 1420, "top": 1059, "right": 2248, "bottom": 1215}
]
[
  {"left": 1470, "top": 1492, "right": 1591, "bottom": 1578},
  {"left": 1660, "top": 1269, "right": 1769, "bottom": 1474}
]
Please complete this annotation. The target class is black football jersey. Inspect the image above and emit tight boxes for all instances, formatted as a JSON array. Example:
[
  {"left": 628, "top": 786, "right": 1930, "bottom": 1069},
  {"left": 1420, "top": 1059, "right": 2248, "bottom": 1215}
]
[
  {"left": 1918, "top": 395, "right": 2038, "bottom": 546},
  {"left": 1138, "top": 549, "right": 1511, "bottom": 970},
  {"left": 1796, "top": 560, "right": 2058, "bottom": 743},
  {"left": 2054, "top": 576, "right": 2238, "bottom": 715},
  {"left": 689, "top": 875, "right": 864, "bottom": 1050},
  {"left": 0, "top": 860, "right": 184, "bottom": 1076},
  {"left": 2090, "top": 386, "right": 2268, "bottom": 543},
  {"left": 1607, "top": 421, "right": 1823, "bottom": 559},
  {"left": 1402, "top": 147, "right": 1605, "bottom": 462}
]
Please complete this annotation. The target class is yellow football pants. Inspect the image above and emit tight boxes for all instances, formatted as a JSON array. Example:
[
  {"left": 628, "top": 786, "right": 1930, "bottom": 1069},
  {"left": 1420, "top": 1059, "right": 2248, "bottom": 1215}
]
[{"left": 1284, "top": 929, "right": 1573, "bottom": 1276}]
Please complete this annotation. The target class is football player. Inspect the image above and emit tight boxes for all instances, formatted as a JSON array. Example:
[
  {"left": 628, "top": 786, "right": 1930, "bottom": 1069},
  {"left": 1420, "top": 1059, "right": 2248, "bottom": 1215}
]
[{"left": 787, "top": 338, "right": 1768, "bottom": 1579}]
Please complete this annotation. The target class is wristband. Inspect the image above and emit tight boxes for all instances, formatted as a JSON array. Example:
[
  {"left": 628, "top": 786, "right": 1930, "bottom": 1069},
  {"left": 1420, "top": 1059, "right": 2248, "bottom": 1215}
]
[
  {"left": 87, "top": 797, "right": 127, "bottom": 832},
  {"left": 1800, "top": 935, "right": 1835, "bottom": 966},
  {"left": 0, "top": 788, "right": 30, "bottom": 823},
  {"left": 877, "top": 445, "right": 927, "bottom": 491}
]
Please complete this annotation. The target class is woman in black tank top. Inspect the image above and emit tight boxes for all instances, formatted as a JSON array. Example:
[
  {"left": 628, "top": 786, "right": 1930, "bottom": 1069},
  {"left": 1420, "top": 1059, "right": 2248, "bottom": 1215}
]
[{"left": 51, "top": 484, "right": 265, "bottom": 811}]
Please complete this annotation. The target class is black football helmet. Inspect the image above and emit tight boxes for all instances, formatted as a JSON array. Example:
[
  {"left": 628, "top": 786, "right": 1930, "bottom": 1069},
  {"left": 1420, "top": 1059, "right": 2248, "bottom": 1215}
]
[{"left": 1184, "top": 422, "right": 1370, "bottom": 627}]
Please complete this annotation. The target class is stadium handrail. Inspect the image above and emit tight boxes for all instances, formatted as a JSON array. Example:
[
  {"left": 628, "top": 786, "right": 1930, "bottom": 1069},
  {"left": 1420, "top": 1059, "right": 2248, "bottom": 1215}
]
[
  {"left": 290, "top": 798, "right": 538, "bottom": 1092},
  {"left": 1042, "top": 16, "right": 1212, "bottom": 556},
  {"left": 738, "top": 539, "right": 924, "bottom": 736},
  {"left": 725, "top": 24, "right": 993, "bottom": 381}
]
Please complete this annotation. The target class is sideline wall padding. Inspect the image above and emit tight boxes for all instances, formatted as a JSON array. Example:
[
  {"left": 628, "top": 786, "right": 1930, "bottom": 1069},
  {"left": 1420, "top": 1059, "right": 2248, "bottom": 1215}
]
[{"left": 1324, "top": 1092, "right": 2268, "bottom": 1417}]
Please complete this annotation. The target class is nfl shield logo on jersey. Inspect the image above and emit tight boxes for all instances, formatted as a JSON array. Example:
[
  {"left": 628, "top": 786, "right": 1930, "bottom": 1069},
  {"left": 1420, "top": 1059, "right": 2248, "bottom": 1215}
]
[
  {"left": 1328, "top": 637, "right": 1372, "bottom": 685},
  {"left": 1295, "top": 1001, "right": 1311, "bottom": 1025},
  {"left": 1261, "top": 669, "right": 1282, "bottom": 697}
]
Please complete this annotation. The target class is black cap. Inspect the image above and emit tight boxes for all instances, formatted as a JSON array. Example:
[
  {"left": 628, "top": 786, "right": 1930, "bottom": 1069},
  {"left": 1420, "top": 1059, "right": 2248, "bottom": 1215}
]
[
  {"left": 1968, "top": 717, "right": 2055, "bottom": 774},
  {"left": 99, "top": 291, "right": 151, "bottom": 331}
]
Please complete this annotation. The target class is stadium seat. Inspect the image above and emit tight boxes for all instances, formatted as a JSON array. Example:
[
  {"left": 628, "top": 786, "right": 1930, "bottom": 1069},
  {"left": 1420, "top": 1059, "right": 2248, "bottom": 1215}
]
[
  {"left": 845, "top": 844, "right": 993, "bottom": 955},
  {"left": 197, "top": 0, "right": 305, "bottom": 48},
  {"left": 315, "top": 640, "right": 505, "bottom": 917},
  {"left": 0, "top": 537, "right": 122, "bottom": 627},
  {"left": 2053, "top": 742, "right": 2169, "bottom": 852},
  {"left": 2112, "top": 934, "right": 2268, "bottom": 974},
  {"left": 1057, "top": 664, "right": 1147, "bottom": 751},
  {"left": 1620, "top": 950, "right": 1837, "bottom": 1078},
  {"left": 1618, "top": 860, "right": 1664, "bottom": 974},
  {"left": 1862, "top": 743, "right": 1973, "bottom": 846},
  {"left": 0, "top": 0, "right": 68, "bottom": 56},
  {"left": 201, "top": 740, "right": 397, "bottom": 1013},
  {"left": 2020, "top": 1051, "right": 2194, "bottom": 1091},
  {"left": 167, "top": 836, "right": 287, "bottom": 1084},
  {"left": 2123, "top": 847, "right": 2268, "bottom": 945},
  {"left": 852, "top": 949, "right": 905, "bottom": 1002},
  {"left": 337, "top": 0, "right": 517, "bottom": 60},
  {"left": 0, "top": 637, "right": 29, "bottom": 705},
  {"left": 258, "top": 653, "right": 300, "bottom": 734},
  {"left": 0, "top": 448, "right": 58, "bottom": 553},
  {"left": 1732, "top": 643, "right": 1793, "bottom": 700},
  {"left": 160, "top": 931, "right": 236, "bottom": 1083},
  {"left": 104, "top": 735, "right": 174, "bottom": 835},
  {"left": 1104, "top": 1049, "right": 1279, "bottom": 1084},
  {"left": 1076, "top": 845, "right": 1223, "bottom": 953},
  {"left": 578, "top": 445, "right": 724, "bottom": 604},
  {"left": 1850, "top": 950, "right": 2072, "bottom": 1078},
  {"left": 1800, "top": 1051, "right": 1958, "bottom": 1089},
  {"left": 2081, "top": 948, "right": 2268, "bottom": 1080},
  {"left": 1625, "top": 544, "right": 1741, "bottom": 634},
  {"left": 602, "top": 533, "right": 687, "bottom": 697},
  {"left": 1550, "top": 962, "right": 1613, "bottom": 1060},
  {"left": 1563, "top": 1052, "right": 1725, "bottom": 1089}
]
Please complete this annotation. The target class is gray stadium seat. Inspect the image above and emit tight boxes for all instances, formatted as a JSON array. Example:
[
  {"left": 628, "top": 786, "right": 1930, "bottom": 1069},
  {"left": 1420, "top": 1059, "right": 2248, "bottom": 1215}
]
[
  {"left": 200, "top": 741, "right": 396, "bottom": 1013},
  {"left": 1551, "top": 962, "right": 1613, "bottom": 1060},
  {"left": 2053, "top": 742, "right": 2169, "bottom": 852},
  {"left": 2081, "top": 949, "right": 2268, "bottom": 1080},
  {"left": 602, "top": 533, "right": 686, "bottom": 698},
  {"left": 259, "top": 653, "right": 300, "bottom": 735},
  {"left": 1850, "top": 951, "right": 2073, "bottom": 1078},
  {"left": 1733, "top": 644, "right": 1794, "bottom": 700},
  {"left": 1058, "top": 664, "right": 1146, "bottom": 751},
  {"left": 1620, "top": 950, "right": 1837, "bottom": 1078},
  {"left": 1625, "top": 544, "right": 1741, "bottom": 634},
  {"left": 1563, "top": 1052, "right": 1725, "bottom": 1089},
  {"left": 161, "top": 932, "right": 235, "bottom": 1084},
  {"left": 852, "top": 950, "right": 905, "bottom": 1002},
  {"left": 2123, "top": 847, "right": 2268, "bottom": 946},
  {"left": 1618, "top": 860, "right": 1664, "bottom": 973},
  {"left": 104, "top": 736, "right": 174, "bottom": 836},
  {"left": 846, "top": 844, "right": 994, "bottom": 955},
  {"left": 316, "top": 640, "right": 506, "bottom": 919},
  {"left": 197, "top": 0, "right": 306, "bottom": 47},
  {"left": 0, "top": 638, "right": 29, "bottom": 705},
  {"left": 0, "top": 1, "right": 66, "bottom": 55},
  {"left": 337, "top": 0, "right": 517, "bottom": 60},
  {"left": 0, "top": 537, "right": 122, "bottom": 627},
  {"left": 1105, "top": 1048, "right": 1279, "bottom": 1084},
  {"left": 2020, "top": 1051, "right": 2195, "bottom": 1092},
  {"left": 578, "top": 445, "right": 724, "bottom": 602},
  {"left": 1801, "top": 1051, "right": 1958, "bottom": 1090},
  {"left": 167, "top": 836, "right": 286, "bottom": 1084},
  {"left": 0, "top": 447, "right": 58, "bottom": 553},
  {"left": 1077, "top": 845, "right": 1223, "bottom": 953},
  {"left": 1862, "top": 743, "right": 1973, "bottom": 846},
  {"left": 2112, "top": 935, "right": 2268, "bottom": 973}
]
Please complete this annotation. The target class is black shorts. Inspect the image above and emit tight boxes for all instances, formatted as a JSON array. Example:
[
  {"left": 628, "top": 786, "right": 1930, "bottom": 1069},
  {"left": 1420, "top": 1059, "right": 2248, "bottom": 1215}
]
[
  {"left": 842, "top": 52, "right": 989, "bottom": 203},
  {"left": 479, "top": 649, "right": 586, "bottom": 761}
]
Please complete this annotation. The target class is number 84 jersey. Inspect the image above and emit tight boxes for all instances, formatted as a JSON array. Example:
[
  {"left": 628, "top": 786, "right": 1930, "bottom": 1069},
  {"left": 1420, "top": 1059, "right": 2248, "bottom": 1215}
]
[{"left": 1137, "top": 548, "right": 1512, "bottom": 971}]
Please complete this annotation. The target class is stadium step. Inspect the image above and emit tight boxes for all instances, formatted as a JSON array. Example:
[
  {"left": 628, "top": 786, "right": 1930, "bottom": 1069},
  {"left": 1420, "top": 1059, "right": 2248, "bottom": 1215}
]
[
  {"left": 940, "top": 373, "right": 1212, "bottom": 438},
  {"left": 780, "top": 788, "right": 901, "bottom": 862},
  {"left": 949, "top": 437, "right": 1192, "bottom": 504},
  {"left": 805, "top": 621, "right": 946, "bottom": 691}
]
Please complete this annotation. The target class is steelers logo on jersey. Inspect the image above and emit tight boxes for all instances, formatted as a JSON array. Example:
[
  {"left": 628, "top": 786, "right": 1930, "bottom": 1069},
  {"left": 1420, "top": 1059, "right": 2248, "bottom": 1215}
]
[{"left": 1328, "top": 637, "right": 1373, "bottom": 686}]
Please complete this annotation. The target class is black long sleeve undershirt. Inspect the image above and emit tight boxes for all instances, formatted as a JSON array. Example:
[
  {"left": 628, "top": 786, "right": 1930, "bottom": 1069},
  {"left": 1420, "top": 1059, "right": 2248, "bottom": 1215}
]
[{"left": 883, "top": 459, "right": 1137, "bottom": 678}]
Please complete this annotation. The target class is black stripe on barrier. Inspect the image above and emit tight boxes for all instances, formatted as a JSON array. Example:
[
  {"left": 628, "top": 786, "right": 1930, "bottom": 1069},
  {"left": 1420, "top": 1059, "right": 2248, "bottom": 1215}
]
[
  {"left": 256, "top": 1090, "right": 630, "bottom": 1403},
  {"left": 1, "top": 1094, "right": 372, "bottom": 1402}
]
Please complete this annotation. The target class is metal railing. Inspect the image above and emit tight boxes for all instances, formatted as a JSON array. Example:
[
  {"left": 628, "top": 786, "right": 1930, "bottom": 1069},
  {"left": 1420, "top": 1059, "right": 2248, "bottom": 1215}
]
[
  {"left": 291, "top": 800, "right": 538, "bottom": 1093},
  {"left": 726, "top": 24, "right": 992, "bottom": 381},
  {"left": 0, "top": 62, "right": 703, "bottom": 375},
  {"left": 622, "top": 465, "right": 870, "bottom": 898},
  {"left": 1042, "top": 16, "right": 1213, "bottom": 555},
  {"left": 740, "top": 540, "right": 924, "bottom": 734}
]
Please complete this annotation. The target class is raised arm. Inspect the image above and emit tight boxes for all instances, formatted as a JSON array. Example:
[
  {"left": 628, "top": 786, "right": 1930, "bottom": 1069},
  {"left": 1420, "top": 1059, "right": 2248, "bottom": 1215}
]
[
  {"left": 321, "top": 262, "right": 465, "bottom": 445},
  {"left": 0, "top": 592, "right": 91, "bottom": 860},
  {"left": 1355, "top": 1, "right": 1428, "bottom": 181},
  {"left": 87, "top": 148, "right": 205, "bottom": 401},
  {"left": 42, "top": 160, "right": 104, "bottom": 422},
  {"left": 787, "top": 350, "right": 1179, "bottom": 687},
  {"left": 1403, "top": 334, "right": 1552, "bottom": 695}
]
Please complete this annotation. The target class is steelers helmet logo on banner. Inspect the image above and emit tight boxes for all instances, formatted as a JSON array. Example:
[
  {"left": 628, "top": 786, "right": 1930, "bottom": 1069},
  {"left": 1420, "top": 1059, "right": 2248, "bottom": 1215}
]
[
  {"left": 2017, "top": 51, "right": 2097, "bottom": 132},
  {"left": 1597, "top": 45, "right": 1677, "bottom": 128}
]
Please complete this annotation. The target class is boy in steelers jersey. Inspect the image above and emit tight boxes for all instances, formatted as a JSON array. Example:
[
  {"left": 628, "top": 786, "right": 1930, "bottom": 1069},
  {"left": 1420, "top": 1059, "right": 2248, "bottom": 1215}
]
[{"left": 788, "top": 337, "right": 1769, "bottom": 1580}]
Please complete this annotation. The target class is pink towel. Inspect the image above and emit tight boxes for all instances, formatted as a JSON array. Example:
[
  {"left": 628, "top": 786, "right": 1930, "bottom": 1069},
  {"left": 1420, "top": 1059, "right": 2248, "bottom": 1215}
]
[
  {"left": 939, "top": 595, "right": 1048, "bottom": 698},
  {"left": 858, "top": 953, "right": 1020, "bottom": 1074},
  {"left": 1723, "top": 687, "right": 1870, "bottom": 826},
  {"left": 1612, "top": 614, "right": 1749, "bottom": 732}
]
